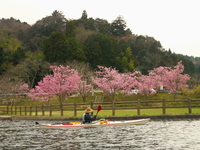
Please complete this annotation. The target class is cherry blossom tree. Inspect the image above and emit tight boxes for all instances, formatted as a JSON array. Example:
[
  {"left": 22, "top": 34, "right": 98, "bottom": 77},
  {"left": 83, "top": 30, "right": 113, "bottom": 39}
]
[
  {"left": 18, "top": 83, "right": 29, "bottom": 93},
  {"left": 28, "top": 65, "right": 81, "bottom": 104},
  {"left": 149, "top": 61, "right": 190, "bottom": 99},
  {"left": 93, "top": 66, "right": 139, "bottom": 101},
  {"left": 28, "top": 85, "right": 50, "bottom": 103},
  {"left": 163, "top": 61, "right": 190, "bottom": 99},
  {"left": 136, "top": 61, "right": 190, "bottom": 100},
  {"left": 77, "top": 81, "right": 92, "bottom": 103},
  {"left": 136, "top": 75, "right": 158, "bottom": 100},
  {"left": 148, "top": 66, "right": 169, "bottom": 91}
]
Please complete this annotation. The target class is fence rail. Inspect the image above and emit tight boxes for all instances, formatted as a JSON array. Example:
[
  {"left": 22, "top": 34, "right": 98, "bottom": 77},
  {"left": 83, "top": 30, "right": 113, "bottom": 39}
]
[{"left": 1, "top": 99, "right": 200, "bottom": 117}]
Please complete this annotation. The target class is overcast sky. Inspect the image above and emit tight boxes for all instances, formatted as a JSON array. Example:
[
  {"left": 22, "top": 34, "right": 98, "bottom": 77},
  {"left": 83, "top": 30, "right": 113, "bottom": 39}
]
[{"left": 1, "top": 0, "right": 200, "bottom": 57}]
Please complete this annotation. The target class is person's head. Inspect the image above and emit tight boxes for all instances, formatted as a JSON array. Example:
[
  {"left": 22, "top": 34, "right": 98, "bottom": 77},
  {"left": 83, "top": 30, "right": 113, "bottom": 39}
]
[{"left": 85, "top": 107, "right": 93, "bottom": 113}]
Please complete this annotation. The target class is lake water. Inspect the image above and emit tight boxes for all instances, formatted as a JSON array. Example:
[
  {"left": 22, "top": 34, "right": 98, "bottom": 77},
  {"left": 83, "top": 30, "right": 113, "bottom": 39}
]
[{"left": 0, "top": 119, "right": 200, "bottom": 150}]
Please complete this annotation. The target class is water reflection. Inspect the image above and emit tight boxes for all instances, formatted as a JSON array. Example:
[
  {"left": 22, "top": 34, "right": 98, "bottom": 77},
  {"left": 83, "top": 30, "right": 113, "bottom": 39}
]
[{"left": 0, "top": 120, "right": 200, "bottom": 149}]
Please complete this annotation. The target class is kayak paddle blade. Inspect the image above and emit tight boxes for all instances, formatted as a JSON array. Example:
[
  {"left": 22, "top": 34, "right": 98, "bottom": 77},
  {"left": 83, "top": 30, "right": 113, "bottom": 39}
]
[{"left": 96, "top": 105, "right": 102, "bottom": 115}]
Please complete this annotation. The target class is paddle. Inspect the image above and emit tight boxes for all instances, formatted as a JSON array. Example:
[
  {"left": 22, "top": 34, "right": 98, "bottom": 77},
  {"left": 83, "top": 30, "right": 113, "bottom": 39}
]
[{"left": 96, "top": 105, "right": 102, "bottom": 116}]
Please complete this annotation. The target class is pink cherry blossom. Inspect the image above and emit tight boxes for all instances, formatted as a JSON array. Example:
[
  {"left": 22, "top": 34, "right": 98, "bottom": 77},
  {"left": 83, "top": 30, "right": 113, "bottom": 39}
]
[
  {"left": 28, "top": 65, "right": 81, "bottom": 103},
  {"left": 149, "top": 61, "right": 190, "bottom": 99},
  {"left": 93, "top": 66, "right": 139, "bottom": 100}
]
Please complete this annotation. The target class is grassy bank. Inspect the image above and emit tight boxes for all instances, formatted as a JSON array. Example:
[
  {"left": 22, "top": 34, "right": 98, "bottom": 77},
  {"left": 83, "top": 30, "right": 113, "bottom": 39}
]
[
  {"left": 3, "top": 92, "right": 196, "bottom": 106},
  {"left": 1, "top": 92, "right": 199, "bottom": 117}
]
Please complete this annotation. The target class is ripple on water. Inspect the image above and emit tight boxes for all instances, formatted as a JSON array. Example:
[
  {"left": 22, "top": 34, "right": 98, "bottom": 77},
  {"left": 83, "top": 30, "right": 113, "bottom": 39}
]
[{"left": 0, "top": 120, "right": 200, "bottom": 149}]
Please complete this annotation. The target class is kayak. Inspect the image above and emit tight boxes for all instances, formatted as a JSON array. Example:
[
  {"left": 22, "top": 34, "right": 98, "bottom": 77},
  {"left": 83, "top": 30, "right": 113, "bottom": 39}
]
[{"left": 38, "top": 118, "right": 150, "bottom": 128}]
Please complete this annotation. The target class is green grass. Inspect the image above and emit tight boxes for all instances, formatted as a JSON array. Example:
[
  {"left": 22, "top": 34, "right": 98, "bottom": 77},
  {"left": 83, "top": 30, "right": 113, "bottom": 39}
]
[
  {"left": 7, "top": 108, "right": 200, "bottom": 117},
  {"left": 1, "top": 92, "right": 194, "bottom": 106}
]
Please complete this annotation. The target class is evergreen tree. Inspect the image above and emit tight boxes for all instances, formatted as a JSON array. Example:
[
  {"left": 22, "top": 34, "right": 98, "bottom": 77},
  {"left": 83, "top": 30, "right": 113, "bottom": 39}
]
[
  {"left": 81, "top": 10, "right": 88, "bottom": 20},
  {"left": 41, "top": 32, "right": 69, "bottom": 63},
  {"left": 110, "top": 15, "right": 130, "bottom": 37}
]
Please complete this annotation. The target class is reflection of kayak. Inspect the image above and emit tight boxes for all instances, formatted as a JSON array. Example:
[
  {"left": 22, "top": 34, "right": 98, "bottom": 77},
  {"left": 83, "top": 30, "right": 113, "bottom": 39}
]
[{"left": 38, "top": 118, "right": 150, "bottom": 128}]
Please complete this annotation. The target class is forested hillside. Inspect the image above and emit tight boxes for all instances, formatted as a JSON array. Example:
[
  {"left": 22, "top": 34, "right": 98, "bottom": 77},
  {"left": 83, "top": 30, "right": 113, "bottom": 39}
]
[{"left": 0, "top": 10, "right": 199, "bottom": 89}]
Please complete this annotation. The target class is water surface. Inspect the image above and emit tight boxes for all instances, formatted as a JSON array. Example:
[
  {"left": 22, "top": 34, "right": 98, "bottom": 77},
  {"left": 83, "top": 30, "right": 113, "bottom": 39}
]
[{"left": 0, "top": 120, "right": 200, "bottom": 149}]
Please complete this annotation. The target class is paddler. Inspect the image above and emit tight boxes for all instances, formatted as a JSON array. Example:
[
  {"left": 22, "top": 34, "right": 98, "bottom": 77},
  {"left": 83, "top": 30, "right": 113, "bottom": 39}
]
[{"left": 82, "top": 107, "right": 96, "bottom": 124}]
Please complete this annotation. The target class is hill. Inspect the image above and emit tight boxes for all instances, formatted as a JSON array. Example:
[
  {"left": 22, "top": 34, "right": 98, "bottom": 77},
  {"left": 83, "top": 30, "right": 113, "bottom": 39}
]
[{"left": 0, "top": 10, "right": 198, "bottom": 88}]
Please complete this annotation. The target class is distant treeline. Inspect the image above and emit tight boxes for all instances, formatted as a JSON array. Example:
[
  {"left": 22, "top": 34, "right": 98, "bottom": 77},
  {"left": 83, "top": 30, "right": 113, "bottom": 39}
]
[{"left": 0, "top": 10, "right": 200, "bottom": 88}]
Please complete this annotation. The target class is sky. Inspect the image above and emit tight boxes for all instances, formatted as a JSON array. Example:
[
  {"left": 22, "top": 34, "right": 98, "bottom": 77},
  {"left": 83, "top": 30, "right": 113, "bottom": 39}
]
[{"left": 1, "top": 0, "right": 200, "bottom": 57}]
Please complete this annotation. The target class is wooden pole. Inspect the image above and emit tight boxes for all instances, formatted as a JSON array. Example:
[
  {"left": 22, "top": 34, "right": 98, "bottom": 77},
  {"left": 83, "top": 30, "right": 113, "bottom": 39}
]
[
  {"left": 112, "top": 100, "right": 115, "bottom": 116},
  {"left": 162, "top": 99, "right": 166, "bottom": 115},
  {"left": 30, "top": 106, "right": 32, "bottom": 116},
  {"left": 15, "top": 106, "right": 17, "bottom": 115},
  {"left": 42, "top": 104, "right": 44, "bottom": 116},
  {"left": 20, "top": 106, "right": 22, "bottom": 116},
  {"left": 188, "top": 99, "right": 192, "bottom": 114},
  {"left": 90, "top": 101, "right": 93, "bottom": 116},
  {"left": 35, "top": 105, "right": 38, "bottom": 116},
  {"left": 74, "top": 102, "right": 77, "bottom": 117},
  {"left": 25, "top": 106, "right": 27, "bottom": 116},
  {"left": 137, "top": 99, "right": 140, "bottom": 116},
  {"left": 11, "top": 106, "right": 13, "bottom": 115},
  {"left": 7, "top": 106, "right": 9, "bottom": 114},
  {"left": 50, "top": 104, "right": 52, "bottom": 117}
]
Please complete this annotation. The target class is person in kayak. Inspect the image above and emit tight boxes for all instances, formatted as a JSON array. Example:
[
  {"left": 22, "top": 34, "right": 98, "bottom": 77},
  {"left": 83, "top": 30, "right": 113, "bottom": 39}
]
[{"left": 82, "top": 107, "right": 96, "bottom": 124}]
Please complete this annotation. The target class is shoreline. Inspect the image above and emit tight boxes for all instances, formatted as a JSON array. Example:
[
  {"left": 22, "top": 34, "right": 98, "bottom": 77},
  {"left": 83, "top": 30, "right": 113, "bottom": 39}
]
[{"left": 1, "top": 114, "right": 200, "bottom": 121}]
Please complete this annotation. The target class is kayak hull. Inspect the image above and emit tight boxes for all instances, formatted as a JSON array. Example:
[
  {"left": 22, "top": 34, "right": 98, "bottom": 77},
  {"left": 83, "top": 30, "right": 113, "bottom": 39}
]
[{"left": 38, "top": 118, "right": 150, "bottom": 128}]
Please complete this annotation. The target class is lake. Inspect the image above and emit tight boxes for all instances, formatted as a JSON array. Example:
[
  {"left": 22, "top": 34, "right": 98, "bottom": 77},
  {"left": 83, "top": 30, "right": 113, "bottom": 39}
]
[{"left": 0, "top": 119, "right": 200, "bottom": 150}]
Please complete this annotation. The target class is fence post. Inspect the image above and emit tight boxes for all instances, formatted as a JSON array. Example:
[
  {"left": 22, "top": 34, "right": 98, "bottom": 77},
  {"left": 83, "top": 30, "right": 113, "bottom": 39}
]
[
  {"left": 137, "top": 99, "right": 140, "bottom": 116},
  {"left": 60, "top": 103, "right": 63, "bottom": 116},
  {"left": 42, "top": 104, "right": 44, "bottom": 116},
  {"left": 90, "top": 101, "right": 94, "bottom": 116},
  {"left": 35, "top": 105, "right": 38, "bottom": 116},
  {"left": 25, "top": 106, "right": 27, "bottom": 116},
  {"left": 74, "top": 102, "right": 77, "bottom": 117},
  {"left": 188, "top": 99, "right": 192, "bottom": 114},
  {"left": 11, "top": 106, "right": 13, "bottom": 115},
  {"left": 50, "top": 104, "right": 52, "bottom": 117},
  {"left": 30, "top": 106, "right": 32, "bottom": 116},
  {"left": 7, "top": 106, "right": 9, "bottom": 114},
  {"left": 15, "top": 106, "right": 17, "bottom": 115},
  {"left": 162, "top": 99, "right": 166, "bottom": 115},
  {"left": 112, "top": 100, "right": 115, "bottom": 116},
  {"left": 20, "top": 106, "right": 22, "bottom": 116}
]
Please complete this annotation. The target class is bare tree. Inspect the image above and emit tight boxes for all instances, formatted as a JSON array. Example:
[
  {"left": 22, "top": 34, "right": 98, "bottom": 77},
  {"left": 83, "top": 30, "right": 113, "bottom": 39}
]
[
  {"left": 65, "top": 61, "right": 95, "bottom": 102},
  {"left": 8, "top": 58, "right": 50, "bottom": 89},
  {"left": 0, "top": 75, "right": 28, "bottom": 106}
]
